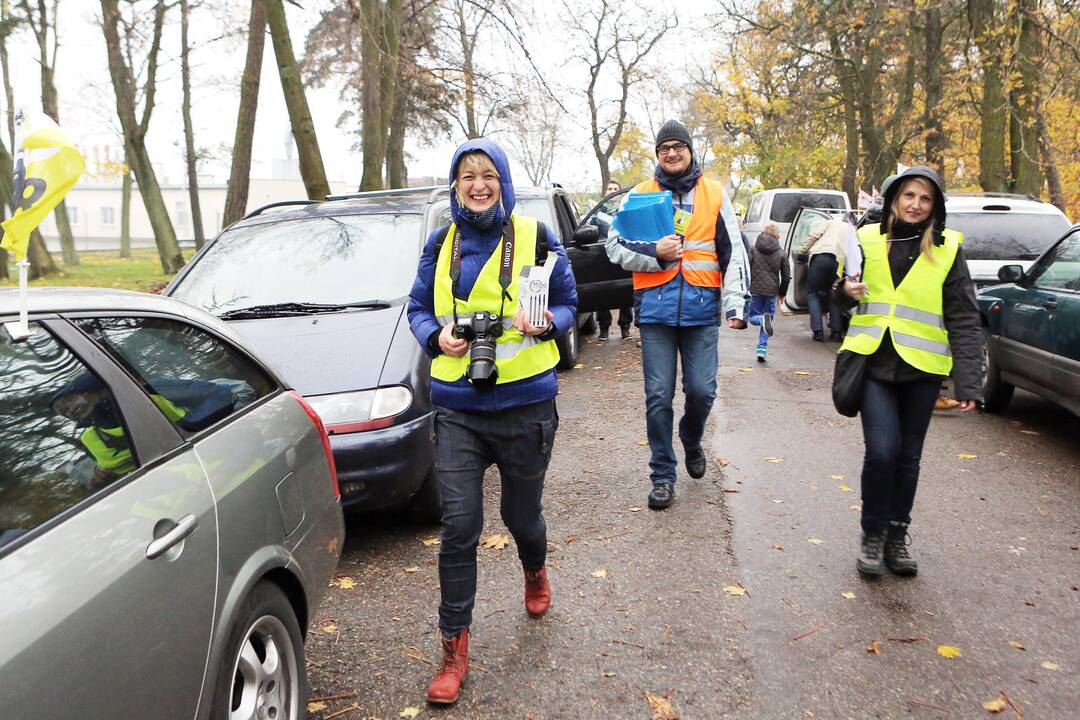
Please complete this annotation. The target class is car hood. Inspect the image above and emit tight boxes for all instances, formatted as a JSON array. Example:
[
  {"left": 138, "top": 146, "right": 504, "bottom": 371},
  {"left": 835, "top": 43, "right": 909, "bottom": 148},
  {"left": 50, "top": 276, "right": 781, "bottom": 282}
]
[{"left": 223, "top": 305, "right": 405, "bottom": 396}]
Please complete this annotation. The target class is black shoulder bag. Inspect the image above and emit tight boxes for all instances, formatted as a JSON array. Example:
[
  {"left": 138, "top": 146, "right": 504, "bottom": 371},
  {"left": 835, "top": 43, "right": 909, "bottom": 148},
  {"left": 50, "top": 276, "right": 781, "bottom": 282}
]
[{"left": 832, "top": 349, "right": 868, "bottom": 417}]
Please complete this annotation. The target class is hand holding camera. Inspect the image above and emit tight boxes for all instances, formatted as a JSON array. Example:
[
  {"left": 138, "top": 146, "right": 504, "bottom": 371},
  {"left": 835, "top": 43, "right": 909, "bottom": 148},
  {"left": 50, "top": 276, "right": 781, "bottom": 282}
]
[{"left": 439, "top": 322, "right": 469, "bottom": 357}]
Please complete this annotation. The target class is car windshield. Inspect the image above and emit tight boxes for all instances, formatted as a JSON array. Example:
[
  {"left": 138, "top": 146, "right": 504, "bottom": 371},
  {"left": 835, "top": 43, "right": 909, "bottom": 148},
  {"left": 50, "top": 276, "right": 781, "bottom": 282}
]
[
  {"left": 945, "top": 212, "right": 1070, "bottom": 261},
  {"left": 770, "top": 193, "right": 847, "bottom": 223},
  {"left": 514, "top": 197, "right": 556, "bottom": 227},
  {"left": 171, "top": 213, "right": 423, "bottom": 315}
]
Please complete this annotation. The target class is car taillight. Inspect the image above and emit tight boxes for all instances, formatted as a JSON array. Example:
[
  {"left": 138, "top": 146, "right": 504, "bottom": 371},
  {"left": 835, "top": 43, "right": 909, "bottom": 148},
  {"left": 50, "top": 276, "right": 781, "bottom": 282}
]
[{"left": 289, "top": 390, "right": 340, "bottom": 500}]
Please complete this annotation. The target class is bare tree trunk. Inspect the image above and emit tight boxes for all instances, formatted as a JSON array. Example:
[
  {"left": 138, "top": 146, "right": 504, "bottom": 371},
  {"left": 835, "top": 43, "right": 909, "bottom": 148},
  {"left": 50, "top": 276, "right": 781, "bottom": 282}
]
[
  {"left": 359, "top": 0, "right": 403, "bottom": 190},
  {"left": 223, "top": 0, "right": 265, "bottom": 227},
  {"left": 457, "top": 0, "right": 479, "bottom": 139},
  {"left": 830, "top": 33, "right": 859, "bottom": 204},
  {"left": 180, "top": 0, "right": 205, "bottom": 248},
  {"left": 1035, "top": 103, "right": 1065, "bottom": 211},
  {"left": 0, "top": 0, "right": 12, "bottom": 150},
  {"left": 922, "top": 5, "right": 945, "bottom": 175},
  {"left": 1009, "top": 0, "right": 1042, "bottom": 196},
  {"left": 101, "top": 0, "right": 184, "bottom": 274},
  {"left": 386, "top": 72, "right": 408, "bottom": 188},
  {"left": 969, "top": 0, "right": 1008, "bottom": 191},
  {"left": 120, "top": 148, "right": 131, "bottom": 258},
  {"left": 264, "top": 0, "right": 330, "bottom": 200}
]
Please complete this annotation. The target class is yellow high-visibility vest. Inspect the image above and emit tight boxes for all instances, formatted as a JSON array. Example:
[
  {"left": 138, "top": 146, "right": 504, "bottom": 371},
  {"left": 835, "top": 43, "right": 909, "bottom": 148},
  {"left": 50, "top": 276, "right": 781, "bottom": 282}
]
[
  {"left": 79, "top": 394, "right": 187, "bottom": 476},
  {"left": 840, "top": 225, "right": 962, "bottom": 376},
  {"left": 431, "top": 215, "right": 560, "bottom": 384}
]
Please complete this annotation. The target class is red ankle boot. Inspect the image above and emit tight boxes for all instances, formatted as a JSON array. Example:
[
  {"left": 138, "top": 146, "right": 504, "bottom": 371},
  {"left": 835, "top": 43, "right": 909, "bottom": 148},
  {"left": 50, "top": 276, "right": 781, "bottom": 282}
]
[
  {"left": 427, "top": 629, "right": 469, "bottom": 704},
  {"left": 524, "top": 566, "right": 551, "bottom": 618}
]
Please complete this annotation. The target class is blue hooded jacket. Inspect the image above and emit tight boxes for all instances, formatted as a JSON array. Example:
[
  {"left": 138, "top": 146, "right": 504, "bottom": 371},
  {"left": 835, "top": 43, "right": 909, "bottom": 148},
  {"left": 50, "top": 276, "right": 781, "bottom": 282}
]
[{"left": 407, "top": 138, "right": 578, "bottom": 412}]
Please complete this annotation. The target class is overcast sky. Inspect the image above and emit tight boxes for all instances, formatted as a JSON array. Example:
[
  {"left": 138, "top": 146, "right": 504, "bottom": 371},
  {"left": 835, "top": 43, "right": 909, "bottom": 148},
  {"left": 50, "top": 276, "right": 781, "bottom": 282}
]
[{"left": 7, "top": 1, "right": 714, "bottom": 193}]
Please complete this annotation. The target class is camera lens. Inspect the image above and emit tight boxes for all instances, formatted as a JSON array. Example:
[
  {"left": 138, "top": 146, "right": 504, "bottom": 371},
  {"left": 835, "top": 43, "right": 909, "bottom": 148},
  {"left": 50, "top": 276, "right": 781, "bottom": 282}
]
[{"left": 467, "top": 337, "right": 498, "bottom": 386}]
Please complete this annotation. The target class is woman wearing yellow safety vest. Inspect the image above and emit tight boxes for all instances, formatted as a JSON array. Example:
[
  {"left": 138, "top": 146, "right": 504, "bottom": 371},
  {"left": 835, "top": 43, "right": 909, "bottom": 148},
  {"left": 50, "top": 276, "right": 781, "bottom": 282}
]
[
  {"left": 833, "top": 166, "right": 982, "bottom": 578},
  {"left": 407, "top": 139, "right": 578, "bottom": 705}
]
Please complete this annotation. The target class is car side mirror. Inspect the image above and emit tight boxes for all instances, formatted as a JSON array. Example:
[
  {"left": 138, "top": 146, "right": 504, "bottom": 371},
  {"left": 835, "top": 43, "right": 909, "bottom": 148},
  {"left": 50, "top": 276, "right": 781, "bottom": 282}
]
[
  {"left": 572, "top": 224, "right": 600, "bottom": 245},
  {"left": 998, "top": 264, "right": 1024, "bottom": 284}
]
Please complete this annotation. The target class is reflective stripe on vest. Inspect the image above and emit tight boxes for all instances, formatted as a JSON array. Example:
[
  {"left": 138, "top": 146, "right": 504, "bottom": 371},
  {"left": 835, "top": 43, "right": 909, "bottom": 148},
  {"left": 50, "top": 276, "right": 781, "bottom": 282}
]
[
  {"left": 430, "top": 215, "right": 560, "bottom": 384},
  {"left": 631, "top": 177, "right": 724, "bottom": 290},
  {"left": 81, "top": 425, "right": 135, "bottom": 474},
  {"left": 839, "top": 225, "right": 962, "bottom": 375}
]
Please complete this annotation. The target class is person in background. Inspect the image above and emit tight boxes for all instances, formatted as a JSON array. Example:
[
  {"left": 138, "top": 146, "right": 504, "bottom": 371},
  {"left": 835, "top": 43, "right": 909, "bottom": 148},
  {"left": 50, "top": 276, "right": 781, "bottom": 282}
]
[
  {"left": 747, "top": 222, "right": 790, "bottom": 362},
  {"left": 833, "top": 166, "right": 981, "bottom": 578},
  {"left": 408, "top": 138, "right": 578, "bottom": 705},
  {"left": 604, "top": 119, "right": 750, "bottom": 511},
  {"left": 797, "top": 217, "right": 850, "bottom": 341},
  {"left": 595, "top": 179, "right": 633, "bottom": 340}
]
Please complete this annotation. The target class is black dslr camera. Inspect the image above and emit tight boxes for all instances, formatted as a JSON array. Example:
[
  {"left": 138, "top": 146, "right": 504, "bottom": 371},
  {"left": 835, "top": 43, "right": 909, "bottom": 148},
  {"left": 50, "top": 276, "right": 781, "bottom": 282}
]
[{"left": 454, "top": 311, "right": 503, "bottom": 386}]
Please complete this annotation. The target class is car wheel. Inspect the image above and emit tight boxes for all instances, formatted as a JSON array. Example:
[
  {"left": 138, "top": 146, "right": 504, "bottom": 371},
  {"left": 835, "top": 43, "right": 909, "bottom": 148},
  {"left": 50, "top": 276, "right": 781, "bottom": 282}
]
[
  {"left": 408, "top": 468, "right": 442, "bottom": 525},
  {"left": 555, "top": 318, "right": 579, "bottom": 370},
  {"left": 212, "top": 581, "right": 307, "bottom": 720},
  {"left": 580, "top": 312, "right": 597, "bottom": 336},
  {"left": 981, "top": 328, "right": 1014, "bottom": 413}
]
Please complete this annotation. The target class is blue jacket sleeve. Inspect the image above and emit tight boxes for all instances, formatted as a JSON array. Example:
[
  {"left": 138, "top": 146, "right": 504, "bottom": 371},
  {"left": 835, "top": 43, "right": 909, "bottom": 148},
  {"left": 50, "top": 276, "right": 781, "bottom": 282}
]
[
  {"left": 408, "top": 228, "right": 444, "bottom": 358},
  {"left": 542, "top": 223, "right": 578, "bottom": 338}
]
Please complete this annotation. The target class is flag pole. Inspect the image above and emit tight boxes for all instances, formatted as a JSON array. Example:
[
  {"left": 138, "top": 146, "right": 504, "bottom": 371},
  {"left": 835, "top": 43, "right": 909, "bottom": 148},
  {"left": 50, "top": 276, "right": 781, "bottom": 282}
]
[{"left": 4, "top": 259, "right": 34, "bottom": 341}]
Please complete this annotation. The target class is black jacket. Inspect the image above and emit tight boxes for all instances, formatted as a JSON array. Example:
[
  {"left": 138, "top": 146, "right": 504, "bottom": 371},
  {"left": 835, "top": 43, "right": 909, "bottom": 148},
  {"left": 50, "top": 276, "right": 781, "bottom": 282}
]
[
  {"left": 748, "top": 233, "right": 790, "bottom": 297},
  {"left": 832, "top": 166, "right": 983, "bottom": 400}
]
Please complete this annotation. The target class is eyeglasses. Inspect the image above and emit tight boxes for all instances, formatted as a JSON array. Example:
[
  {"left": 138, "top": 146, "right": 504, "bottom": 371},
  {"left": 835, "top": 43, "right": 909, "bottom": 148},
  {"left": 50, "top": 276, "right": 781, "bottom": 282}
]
[{"left": 657, "top": 142, "right": 688, "bottom": 156}]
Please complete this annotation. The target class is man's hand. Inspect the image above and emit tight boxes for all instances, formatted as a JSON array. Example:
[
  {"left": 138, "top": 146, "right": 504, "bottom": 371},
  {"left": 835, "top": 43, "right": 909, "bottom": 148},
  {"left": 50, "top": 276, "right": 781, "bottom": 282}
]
[
  {"left": 842, "top": 272, "right": 869, "bottom": 300},
  {"left": 439, "top": 322, "right": 468, "bottom": 357},
  {"left": 727, "top": 318, "right": 746, "bottom": 330},
  {"left": 958, "top": 400, "right": 977, "bottom": 412},
  {"left": 513, "top": 309, "right": 554, "bottom": 336},
  {"left": 656, "top": 234, "right": 683, "bottom": 262}
]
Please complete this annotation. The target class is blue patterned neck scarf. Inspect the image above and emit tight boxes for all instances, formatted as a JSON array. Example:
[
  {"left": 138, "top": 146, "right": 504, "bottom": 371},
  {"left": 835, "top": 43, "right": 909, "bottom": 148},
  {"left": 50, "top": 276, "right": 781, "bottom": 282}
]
[{"left": 459, "top": 203, "right": 500, "bottom": 229}]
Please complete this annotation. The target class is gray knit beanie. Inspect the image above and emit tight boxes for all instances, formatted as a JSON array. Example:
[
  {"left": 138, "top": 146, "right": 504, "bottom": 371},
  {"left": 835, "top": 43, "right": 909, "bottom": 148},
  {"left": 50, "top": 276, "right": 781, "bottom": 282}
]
[{"left": 654, "top": 120, "right": 693, "bottom": 154}]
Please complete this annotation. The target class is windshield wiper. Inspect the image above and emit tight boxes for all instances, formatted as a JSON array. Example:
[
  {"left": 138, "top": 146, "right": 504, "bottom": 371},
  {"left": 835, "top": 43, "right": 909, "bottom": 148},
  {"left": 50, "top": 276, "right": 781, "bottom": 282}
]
[{"left": 218, "top": 300, "right": 392, "bottom": 320}]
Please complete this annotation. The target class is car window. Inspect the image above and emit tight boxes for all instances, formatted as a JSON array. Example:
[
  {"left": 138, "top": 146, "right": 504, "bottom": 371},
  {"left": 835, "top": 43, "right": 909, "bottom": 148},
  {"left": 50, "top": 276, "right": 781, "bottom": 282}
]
[
  {"left": 0, "top": 324, "right": 139, "bottom": 549},
  {"left": 746, "top": 194, "right": 763, "bottom": 224},
  {"left": 770, "top": 193, "right": 847, "bottom": 223},
  {"left": 789, "top": 210, "right": 837, "bottom": 252},
  {"left": 170, "top": 213, "right": 423, "bottom": 314},
  {"left": 515, "top": 197, "right": 557, "bottom": 230},
  {"left": 74, "top": 317, "right": 275, "bottom": 436},
  {"left": 945, "top": 212, "right": 1070, "bottom": 261},
  {"left": 1028, "top": 232, "right": 1080, "bottom": 292}
]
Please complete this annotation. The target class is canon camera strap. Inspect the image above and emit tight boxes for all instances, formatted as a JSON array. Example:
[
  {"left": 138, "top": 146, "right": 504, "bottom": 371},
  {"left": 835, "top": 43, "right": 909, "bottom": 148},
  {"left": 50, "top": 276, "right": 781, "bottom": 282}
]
[{"left": 448, "top": 218, "right": 515, "bottom": 326}]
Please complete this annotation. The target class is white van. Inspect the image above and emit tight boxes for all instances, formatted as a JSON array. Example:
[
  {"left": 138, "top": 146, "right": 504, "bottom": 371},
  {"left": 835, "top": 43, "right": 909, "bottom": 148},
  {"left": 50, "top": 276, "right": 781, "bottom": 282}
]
[{"left": 743, "top": 188, "right": 850, "bottom": 245}]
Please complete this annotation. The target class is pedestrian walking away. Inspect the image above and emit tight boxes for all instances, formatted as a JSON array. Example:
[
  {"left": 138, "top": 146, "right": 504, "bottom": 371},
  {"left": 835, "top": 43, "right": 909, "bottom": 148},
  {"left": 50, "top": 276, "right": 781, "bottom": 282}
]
[
  {"left": 832, "top": 166, "right": 982, "bottom": 578},
  {"left": 747, "top": 222, "right": 790, "bottom": 362},
  {"left": 407, "top": 138, "right": 578, "bottom": 705},
  {"left": 605, "top": 118, "right": 750, "bottom": 511},
  {"left": 595, "top": 179, "right": 633, "bottom": 340},
  {"left": 797, "top": 217, "right": 852, "bottom": 341}
]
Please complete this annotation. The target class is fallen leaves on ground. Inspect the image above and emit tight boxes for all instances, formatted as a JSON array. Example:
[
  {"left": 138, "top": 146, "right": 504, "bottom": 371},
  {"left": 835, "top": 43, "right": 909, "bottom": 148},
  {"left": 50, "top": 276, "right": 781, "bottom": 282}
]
[
  {"left": 592, "top": 568, "right": 608, "bottom": 578},
  {"left": 574, "top": 363, "right": 584, "bottom": 369},
  {"left": 723, "top": 585, "right": 747, "bottom": 596},
  {"left": 644, "top": 691, "right": 678, "bottom": 720},
  {"left": 1041, "top": 661, "right": 1059, "bottom": 670},
  {"left": 308, "top": 702, "right": 328, "bottom": 712},
  {"left": 404, "top": 566, "right": 420, "bottom": 573},
  {"left": 629, "top": 506, "right": 643, "bottom": 512},
  {"left": 480, "top": 533, "right": 510, "bottom": 550},
  {"left": 331, "top": 577, "right": 356, "bottom": 590},
  {"left": 771, "top": 498, "right": 785, "bottom": 504},
  {"left": 1008, "top": 640, "right": 1026, "bottom": 651},
  {"left": 982, "top": 697, "right": 1008, "bottom": 713},
  {"left": 794, "top": 371, "right": 810, "bottom": 376},
  {"left": 400, "top": 707, "right": 421, "bottom": 718},
  {"left": 772, "top": 543, "right": 784, "bottom": 551},
  {"left": 937, "top": 645, "right": 963, "bottom": 659},
  {"left": 957, "top": 453, "right": 978, "bottom": 460},
  {"left": 867, "top": 640, "right": 881, "bottom": 654},
  {"left": 807, "top": 538, "right": 826, "bottom": 545},
  {"left": 765, "top": 456, "right": 784, "bottom": 463},
  {"left": 420, "top": 537, "right": 440, "bottom": 547},
  {"left": 637, "top": 440, "right": 649, "bottom": 446},
  {"left": 738, "top": 367, "right": 754, "bottom": 373},
  {"left": 321, "top": 624, "right": 337, "bottom": 633},
  {"left": 714, "top": 456, "right": 730, "bottom": 467},
  {"left": 838, "top": 484, "right": 853, "bottom": 493},
  {"left": 841, "top": 592, "right": 856, "bottom": 599},
  {"left": 831, "top": 474, "right": 846, "bottom": 480}
]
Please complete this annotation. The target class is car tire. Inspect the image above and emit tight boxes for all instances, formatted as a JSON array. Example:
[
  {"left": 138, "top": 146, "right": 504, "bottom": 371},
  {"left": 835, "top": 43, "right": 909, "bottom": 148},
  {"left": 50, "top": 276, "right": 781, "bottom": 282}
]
[
  {"left": 408, "top": 468, "right": 442, "bottom": 525},
  {"left": 555, "top": 318, "right": 579, "bottom": 370},
  {"left": 580, "top": 312, "right": 597, "bottom": 336},
  {"left": 211, "top": 581, "right": 307, "bottom": 720},
  {"left": 981, "top": 328, "right": 1014, "bottom": 413}
]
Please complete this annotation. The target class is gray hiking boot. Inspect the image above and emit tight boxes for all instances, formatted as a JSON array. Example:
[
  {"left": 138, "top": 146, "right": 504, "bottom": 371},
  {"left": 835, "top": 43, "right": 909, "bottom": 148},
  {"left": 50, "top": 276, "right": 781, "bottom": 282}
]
[
  {"left": 885, "top": 521, "right": 918, "bottom": 576},
  {"left": 857, "top": 530, "right": 886, "bottom": 577}
]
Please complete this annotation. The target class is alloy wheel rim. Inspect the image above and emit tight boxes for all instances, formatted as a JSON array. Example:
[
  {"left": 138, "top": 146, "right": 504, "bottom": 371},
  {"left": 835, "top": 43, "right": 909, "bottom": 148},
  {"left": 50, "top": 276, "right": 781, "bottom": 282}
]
[{"left": 228, "top": 614, "right": 298, "bottom": 720}]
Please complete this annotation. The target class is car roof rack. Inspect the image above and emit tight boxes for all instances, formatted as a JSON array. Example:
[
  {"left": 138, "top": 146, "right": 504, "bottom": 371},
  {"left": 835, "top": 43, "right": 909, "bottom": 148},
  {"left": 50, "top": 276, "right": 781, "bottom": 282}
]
[
  {"left": 243, "top": 200, "right": 317, "bottom": 219},
  {"left": 950, "top": 191, "right": 1042, "bottom": 203},
  {"left": 325, "top": 185, "right": 444, "bottom": 202}
]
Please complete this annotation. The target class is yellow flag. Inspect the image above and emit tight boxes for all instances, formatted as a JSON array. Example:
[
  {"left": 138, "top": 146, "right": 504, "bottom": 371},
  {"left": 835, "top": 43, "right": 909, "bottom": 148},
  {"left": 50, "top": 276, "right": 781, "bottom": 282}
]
[{"left": 1, "top": 112, "right": 85, "bottom": 261}]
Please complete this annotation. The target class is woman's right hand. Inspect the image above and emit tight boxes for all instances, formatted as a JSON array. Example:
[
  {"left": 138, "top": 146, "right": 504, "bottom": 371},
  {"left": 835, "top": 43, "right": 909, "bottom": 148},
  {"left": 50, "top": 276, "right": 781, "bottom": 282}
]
[
  {"left": 842, "top": 272, "right": 869, "bottom": 300},
  {"left": 439, "top": 322, "right": 469, "bottom": 357}
]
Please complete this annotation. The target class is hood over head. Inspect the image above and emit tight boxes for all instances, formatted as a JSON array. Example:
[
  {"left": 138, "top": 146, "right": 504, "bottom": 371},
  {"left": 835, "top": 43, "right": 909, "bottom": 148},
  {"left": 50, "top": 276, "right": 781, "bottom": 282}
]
[
  {"left": 880, "top": 165, "right": 947, "bottom": 240},
  {"left": 448, "top": 138, "right": 515, "bottom": 228},
  {"left": 754, "top": 232, "right": 780, "bottom": 254}
]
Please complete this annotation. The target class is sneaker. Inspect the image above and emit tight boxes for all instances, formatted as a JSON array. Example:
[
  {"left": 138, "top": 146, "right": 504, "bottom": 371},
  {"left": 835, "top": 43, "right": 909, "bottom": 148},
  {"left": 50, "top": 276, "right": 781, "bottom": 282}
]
[
  {"left": 647, "top": 483, "right": 675, "bottom": 510},
  {"left": 763, "top": 313, "right": 774, "bottom": 336},
  {"left": 756, "top": 348, "right": 767, "bottom": 363},
  {"left": 884, "top": 522, "right": 918, "bottom": 575},
  {"left": 812, "top": 331, "right": 824, "bottom": 342},
  {"left": 620, "top": 327, "right": 631, "bottom": 340},
  {"left": 685, "top": 446, "right": 706, "bottom": 479},
  {"left": 598, "top": 328, "right": 610, "bottom": 340},
  {"left": 857, "top": 530, "right": 886, "bottom": 577},
  {"left": 934, "top": 396, "right": 961, "bottom": 411}
]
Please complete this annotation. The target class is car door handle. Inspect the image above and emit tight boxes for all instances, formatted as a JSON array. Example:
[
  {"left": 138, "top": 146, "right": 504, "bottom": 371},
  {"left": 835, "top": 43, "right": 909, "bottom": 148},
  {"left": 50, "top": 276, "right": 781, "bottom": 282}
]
[
  {"left": 146, "top": 514, "right": 198, "bottom": 559},
  {"left": 1043, "top": 299, "right": 1058, "bottom": 310}
]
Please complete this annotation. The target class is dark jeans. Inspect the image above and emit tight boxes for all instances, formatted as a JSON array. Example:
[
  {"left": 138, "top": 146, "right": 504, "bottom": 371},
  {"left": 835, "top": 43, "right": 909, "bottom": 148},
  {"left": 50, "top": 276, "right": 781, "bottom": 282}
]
[
  {"left": 433, "top": 399, "right": 557, "bottom": 635},
  {"left": 807, "top": 254, "right": 843, "bottom": 334},
  {"left": 597, "top": 306, "right": 632, "bottom": 331},
  {"left": 859, "top": 378, "right": 939, "bottom": 533},
  {"left": 639, "top": 323, "right": 718, "bottom": 485}
]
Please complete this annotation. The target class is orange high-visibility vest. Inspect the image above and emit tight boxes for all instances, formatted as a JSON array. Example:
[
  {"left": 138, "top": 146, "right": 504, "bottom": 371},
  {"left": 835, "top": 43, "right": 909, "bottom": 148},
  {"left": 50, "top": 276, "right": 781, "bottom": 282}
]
[{"left": 631, "top": 177, "right": 725, "bottom": 290}]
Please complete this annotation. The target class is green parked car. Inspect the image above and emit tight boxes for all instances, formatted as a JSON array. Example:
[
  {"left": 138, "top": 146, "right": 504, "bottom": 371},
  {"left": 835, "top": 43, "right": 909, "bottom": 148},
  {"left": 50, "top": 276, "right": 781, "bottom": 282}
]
[{"left": 978, "top": 225, "right": 1080, "bottom": 416}]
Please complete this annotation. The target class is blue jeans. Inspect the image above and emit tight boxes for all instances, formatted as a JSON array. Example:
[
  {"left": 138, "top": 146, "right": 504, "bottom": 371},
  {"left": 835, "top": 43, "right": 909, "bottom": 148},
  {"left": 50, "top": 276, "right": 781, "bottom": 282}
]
[
  {"left": 748, "top": 294, "right": 776, "bottom": 350},
  {"left": 639, "top": 323, "right": 718, "bottom": 486},
  {"left": 859, "top": 378, "right": 939, "bottom": 533},
  {"left": 806, "top": 254, "right": 843, "bottom": 334},
  {"left": 433, "top": 399, "right": 557, "bottom": 635}
]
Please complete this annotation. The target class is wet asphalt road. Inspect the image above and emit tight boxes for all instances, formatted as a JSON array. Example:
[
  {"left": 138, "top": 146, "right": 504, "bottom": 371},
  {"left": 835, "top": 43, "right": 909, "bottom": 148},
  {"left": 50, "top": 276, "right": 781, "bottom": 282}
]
[{"left": 306, "top": 311, "right": 1079, "bottom": 720}]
